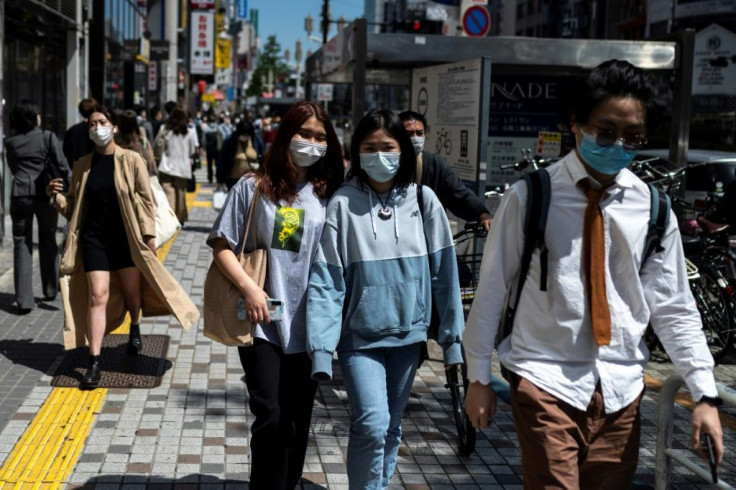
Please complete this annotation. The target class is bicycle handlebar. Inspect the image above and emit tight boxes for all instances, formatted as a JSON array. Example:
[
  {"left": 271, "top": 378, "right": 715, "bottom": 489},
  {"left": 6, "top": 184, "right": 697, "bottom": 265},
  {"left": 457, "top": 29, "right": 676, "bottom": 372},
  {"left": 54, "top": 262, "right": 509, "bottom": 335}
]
[{"left": 453, "top": 221, "right": 488, "bottom": 241}]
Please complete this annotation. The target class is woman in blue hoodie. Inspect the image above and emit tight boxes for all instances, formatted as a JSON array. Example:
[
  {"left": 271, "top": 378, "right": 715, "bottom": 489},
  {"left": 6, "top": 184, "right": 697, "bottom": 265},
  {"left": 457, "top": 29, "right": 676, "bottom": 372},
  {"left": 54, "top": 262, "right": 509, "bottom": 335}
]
[{"left": 307, "top": 110, "right": 464, "bottom": 489}]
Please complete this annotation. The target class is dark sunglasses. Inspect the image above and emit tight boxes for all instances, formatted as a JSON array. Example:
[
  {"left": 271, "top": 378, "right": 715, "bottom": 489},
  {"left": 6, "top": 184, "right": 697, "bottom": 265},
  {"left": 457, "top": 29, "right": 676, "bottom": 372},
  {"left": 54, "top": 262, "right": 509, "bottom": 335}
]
[{"left": 589, "top": 128, "right": 647, "bottom": 151}]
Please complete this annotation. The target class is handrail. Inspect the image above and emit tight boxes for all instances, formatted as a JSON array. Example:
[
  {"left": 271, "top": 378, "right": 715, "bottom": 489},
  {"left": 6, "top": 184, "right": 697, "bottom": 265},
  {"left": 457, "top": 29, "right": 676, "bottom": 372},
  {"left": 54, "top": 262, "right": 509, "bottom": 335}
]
[{"left": 655, "top": 373, "right": 736, "bottom": 489}]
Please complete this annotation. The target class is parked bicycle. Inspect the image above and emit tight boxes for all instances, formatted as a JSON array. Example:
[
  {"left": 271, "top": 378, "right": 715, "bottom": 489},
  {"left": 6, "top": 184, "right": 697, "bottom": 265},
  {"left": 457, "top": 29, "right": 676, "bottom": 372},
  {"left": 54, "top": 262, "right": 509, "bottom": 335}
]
[
  {"left": 442, "top": 221, "right": 487, "bottom": 456},
  {"left": 501, "top": 149, "right": 558, "bottom": 173},
  {"left": 633, "top": 159, "right": 736, "bottom": 360}
]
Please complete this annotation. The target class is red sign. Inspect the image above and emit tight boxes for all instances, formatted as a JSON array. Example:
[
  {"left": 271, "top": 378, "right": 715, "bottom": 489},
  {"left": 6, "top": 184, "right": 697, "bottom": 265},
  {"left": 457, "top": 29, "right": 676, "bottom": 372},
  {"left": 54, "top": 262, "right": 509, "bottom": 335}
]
[
  {"left": 462, "top": 5, "right": 491, "bottom": 37},
  {"left": 148, "top": 61, "right": 157, "bottom": 91},
  {"left": 191, "top": 1, "right": 215, "bottom": 9}
]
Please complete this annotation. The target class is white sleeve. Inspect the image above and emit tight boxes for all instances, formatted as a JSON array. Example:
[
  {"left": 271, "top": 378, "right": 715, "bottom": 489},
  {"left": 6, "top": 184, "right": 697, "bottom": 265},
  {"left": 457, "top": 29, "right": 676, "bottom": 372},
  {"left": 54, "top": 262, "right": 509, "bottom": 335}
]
[
  {"left": 463, "top": 183, "right": 526, "bottom": 385},
  {"left": 641, "top": 209, "right": 717, "bottom": 400}
]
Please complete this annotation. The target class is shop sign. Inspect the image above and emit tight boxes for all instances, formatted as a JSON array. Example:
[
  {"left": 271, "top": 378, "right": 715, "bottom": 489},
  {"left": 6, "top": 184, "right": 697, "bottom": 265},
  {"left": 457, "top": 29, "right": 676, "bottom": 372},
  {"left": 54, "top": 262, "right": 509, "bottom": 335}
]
[
  {"left": 674, "top": 0, "right": 735, "bottom": 19},
  {"left": 316, "top": 84, "right": 333, "bottom": 102},
  {"left": 148, "top": 61, "right": 158, "bottom": 91},
  {"left": 191, "top": 11, "right": 215, "bottom": 75},
  {"left": 150, "top": 40, "right": 169, "bottom": 61},
  {"left": 692, "top": 24, "right": 736, "bottom": 96},
  {"left": 191, "top": 0, "right": 215, "bottom": 9}
]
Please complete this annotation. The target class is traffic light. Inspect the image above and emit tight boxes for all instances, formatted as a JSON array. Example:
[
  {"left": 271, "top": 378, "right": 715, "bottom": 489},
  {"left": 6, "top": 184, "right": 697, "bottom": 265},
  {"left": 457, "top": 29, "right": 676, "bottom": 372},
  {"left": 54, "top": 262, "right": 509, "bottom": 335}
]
[{"left": 400, "top": 19, "right": 443, "bottom": 34}]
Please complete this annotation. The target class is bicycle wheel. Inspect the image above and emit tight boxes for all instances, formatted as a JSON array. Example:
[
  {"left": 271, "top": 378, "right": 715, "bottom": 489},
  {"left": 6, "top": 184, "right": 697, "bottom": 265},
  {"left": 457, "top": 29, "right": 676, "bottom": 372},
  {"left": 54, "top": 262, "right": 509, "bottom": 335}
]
[
  {"left": 445, "top": 362, "right": 476, "bottom": 456},
  {"left": 691, "top": 267, "right": 735, "bottom": 360}
]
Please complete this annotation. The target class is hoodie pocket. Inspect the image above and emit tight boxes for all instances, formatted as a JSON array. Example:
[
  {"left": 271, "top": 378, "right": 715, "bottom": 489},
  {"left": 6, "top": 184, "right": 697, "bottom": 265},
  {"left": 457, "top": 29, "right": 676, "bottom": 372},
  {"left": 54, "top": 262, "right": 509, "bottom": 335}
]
[{"left": 347, "top": 280, "right": 426, "bottom": 340}]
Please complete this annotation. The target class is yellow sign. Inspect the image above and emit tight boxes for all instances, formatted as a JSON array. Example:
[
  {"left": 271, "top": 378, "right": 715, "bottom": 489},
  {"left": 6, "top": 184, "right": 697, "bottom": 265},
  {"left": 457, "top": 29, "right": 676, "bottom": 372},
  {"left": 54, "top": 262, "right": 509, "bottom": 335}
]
[
  {"left": 202, "top": 94, "right": 216, "bottom": 103},
  {"left": 216, "top": 39, "right": 232, "bottom": 69},
  {"left": 536, "top": 131, "right": 562, "bottom": 158}
]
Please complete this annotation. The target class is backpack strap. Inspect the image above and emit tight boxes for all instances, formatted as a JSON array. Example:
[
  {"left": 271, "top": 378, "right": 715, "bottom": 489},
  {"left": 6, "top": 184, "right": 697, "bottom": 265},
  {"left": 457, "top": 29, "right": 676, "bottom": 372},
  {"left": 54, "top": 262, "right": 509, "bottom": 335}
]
[
  {"left": 499, "top": 169, "right": 551, "bottom": 344},
  {"left": 417, "top": 182, "right": 425, "bottom": 222},
  {"left": 642, "top": 183, "right": 670, "bottom": 266}
]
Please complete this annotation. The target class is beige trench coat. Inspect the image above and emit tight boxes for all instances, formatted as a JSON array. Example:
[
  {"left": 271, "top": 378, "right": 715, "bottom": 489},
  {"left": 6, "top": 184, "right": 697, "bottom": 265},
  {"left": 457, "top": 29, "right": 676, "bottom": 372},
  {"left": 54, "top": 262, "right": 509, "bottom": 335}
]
[{"left": 54, "top": 147, "right": 199, "bottom": 349}]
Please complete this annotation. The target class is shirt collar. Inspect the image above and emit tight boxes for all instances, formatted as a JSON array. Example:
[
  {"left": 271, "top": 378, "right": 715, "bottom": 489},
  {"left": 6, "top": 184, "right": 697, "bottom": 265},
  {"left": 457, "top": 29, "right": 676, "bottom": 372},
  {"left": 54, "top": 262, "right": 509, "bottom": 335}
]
[{"left": 562, "top": 150, "right": 637, "bottom": 191}]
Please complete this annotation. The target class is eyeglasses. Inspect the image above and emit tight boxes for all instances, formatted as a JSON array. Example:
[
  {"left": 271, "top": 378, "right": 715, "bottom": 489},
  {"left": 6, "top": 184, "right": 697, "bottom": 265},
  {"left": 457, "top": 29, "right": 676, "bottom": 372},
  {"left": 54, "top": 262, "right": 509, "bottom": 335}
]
[{"left": 587, "top": 127, "right": 647, "bottom": 151}]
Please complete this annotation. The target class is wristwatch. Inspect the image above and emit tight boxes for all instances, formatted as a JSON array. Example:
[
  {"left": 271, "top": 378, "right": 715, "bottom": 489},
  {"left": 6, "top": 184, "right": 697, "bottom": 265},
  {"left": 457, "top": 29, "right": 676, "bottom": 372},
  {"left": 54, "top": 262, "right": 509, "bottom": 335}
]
[{"left": 696, "top": 395, "right": 723, "bottom": 407}]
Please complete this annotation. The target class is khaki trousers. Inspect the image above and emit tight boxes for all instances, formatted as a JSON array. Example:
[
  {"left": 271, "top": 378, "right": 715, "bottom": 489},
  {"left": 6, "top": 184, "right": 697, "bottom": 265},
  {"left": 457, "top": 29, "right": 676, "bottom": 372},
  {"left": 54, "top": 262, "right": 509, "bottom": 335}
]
[
  {"left": 510, "top": 373, "right": 643, "bottom": 490},
  {"left": 159, "top": 173, "right": 188, "bottom": 224}
]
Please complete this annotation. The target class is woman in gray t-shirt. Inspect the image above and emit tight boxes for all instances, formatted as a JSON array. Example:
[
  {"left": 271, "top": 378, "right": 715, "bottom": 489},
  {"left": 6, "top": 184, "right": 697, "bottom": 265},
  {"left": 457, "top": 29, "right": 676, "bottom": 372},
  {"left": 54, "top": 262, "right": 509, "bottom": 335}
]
[{"left": 207, "top": 101, "right": 344, "bottom": 489}]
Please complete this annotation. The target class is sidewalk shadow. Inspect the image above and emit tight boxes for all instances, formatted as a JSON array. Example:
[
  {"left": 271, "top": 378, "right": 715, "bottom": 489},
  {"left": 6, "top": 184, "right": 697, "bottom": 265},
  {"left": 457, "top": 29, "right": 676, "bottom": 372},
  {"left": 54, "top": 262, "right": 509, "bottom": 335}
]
[
  {"left": 0, "top": 338, "right": 65, "bottom": 375},
  {"left": 75, "top": 474, "right": 328, "bottom": 489},
  {"left": 181, "top": 224, "right": 212, "bottom": 234},
  {"left": 0, "top": 292, "right": 60, "bottom": 314}
]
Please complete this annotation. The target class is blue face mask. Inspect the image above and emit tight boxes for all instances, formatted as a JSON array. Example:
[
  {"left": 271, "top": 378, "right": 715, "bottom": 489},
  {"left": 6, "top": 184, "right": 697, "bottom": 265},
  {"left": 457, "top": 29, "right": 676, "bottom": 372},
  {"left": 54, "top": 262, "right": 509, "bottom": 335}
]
[
  {"left": 360, "top": 152, "right": 401, "bottom": 183},
  {"left": 578, "top": 130, "right": 637, "bottom": 175}
]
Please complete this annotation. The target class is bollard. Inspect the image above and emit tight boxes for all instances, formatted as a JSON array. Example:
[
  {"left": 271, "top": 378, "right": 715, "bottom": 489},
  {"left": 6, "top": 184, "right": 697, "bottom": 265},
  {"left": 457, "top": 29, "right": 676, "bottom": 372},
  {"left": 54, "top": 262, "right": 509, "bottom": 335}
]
[{"left": 655, "top": 373, "right": 736, "bottom": 489}]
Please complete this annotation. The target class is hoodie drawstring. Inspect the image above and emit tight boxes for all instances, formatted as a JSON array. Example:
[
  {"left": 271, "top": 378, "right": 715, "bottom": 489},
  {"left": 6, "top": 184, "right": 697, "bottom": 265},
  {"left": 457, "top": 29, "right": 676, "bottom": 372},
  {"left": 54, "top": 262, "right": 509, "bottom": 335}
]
[{"left": 369, "top": 187, "right": 398, "bottom": 240}]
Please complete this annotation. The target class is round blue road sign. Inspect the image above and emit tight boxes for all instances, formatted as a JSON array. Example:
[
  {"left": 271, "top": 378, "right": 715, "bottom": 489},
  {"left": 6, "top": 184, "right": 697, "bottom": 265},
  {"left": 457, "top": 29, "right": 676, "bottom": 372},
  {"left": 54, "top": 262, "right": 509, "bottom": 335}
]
[{"left": 463, "top": 5, "right": 491, "bottom": 37}]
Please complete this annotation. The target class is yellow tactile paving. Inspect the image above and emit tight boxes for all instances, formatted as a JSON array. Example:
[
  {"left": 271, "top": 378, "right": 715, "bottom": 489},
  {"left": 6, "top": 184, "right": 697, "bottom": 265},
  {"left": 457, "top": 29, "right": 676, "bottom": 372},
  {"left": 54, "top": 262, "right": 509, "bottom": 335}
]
[
  {"left": 0, "top": 389, "right": 106, "bottom": 485},
  {"left": 191, "top": 201, "right": 213, "bottom": 208},
  {"left": 0, "top": 184, "right": 203, "bottom": 487}
]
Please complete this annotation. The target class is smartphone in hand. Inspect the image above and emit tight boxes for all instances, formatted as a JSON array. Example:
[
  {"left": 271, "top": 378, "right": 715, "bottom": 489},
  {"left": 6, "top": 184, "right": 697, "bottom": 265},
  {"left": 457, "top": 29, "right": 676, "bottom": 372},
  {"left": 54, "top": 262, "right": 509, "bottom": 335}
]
[
  {"left": 267, "top": 299, "right": 284, "bottom": 322},
  {"left": 704, "top": 434, "right": 718, "bottom": 484}
]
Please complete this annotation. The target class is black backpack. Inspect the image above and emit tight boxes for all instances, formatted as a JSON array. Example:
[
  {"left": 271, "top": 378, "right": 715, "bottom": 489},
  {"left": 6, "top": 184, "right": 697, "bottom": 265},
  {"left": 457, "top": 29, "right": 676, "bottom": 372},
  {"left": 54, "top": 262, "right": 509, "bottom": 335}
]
[{"left": 497, "top": 168, "right": 671, "bottom": 379}]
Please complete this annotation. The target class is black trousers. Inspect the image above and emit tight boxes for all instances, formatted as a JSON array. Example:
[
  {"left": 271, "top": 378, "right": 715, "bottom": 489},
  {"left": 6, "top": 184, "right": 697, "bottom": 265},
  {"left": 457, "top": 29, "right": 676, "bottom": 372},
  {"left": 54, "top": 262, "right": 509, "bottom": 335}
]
[
  {"left": 206, "top": 151, "right": 217, "bottom": 183},
  {"left": 238, "top": 338, "right": 318, "bottom": 490},
  {"left": 10, "top": 196, "right": 59, "bottom": 309}
]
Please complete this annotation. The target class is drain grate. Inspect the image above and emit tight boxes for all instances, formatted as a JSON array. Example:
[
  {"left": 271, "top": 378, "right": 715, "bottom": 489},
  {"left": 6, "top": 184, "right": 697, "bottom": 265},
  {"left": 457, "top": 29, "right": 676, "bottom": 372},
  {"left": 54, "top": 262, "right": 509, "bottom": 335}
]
[{"left": 51, "top": 334, "right": 171, "bottom": 389}]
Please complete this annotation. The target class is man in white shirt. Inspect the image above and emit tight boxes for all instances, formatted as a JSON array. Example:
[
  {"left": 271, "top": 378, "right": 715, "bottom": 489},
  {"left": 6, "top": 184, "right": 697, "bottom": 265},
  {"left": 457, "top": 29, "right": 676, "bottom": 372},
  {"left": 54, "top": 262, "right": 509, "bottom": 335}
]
[{"left": 464, "top": 60, "right": 723, "bottom": 488}]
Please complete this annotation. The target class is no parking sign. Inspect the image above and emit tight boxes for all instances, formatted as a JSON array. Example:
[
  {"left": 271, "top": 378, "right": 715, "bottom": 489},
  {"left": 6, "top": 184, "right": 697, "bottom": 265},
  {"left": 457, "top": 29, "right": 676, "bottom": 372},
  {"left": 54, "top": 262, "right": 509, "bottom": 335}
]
[{"left": 462, "top": 5, "right": 490, "bottom": 37}]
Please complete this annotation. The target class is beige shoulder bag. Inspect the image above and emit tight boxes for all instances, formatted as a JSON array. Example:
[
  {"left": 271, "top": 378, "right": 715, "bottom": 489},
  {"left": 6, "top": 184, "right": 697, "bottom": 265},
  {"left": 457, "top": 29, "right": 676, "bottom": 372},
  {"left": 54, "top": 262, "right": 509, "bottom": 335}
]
[{"left": 203, "top": 185, "right": 267, "bottom": 346}]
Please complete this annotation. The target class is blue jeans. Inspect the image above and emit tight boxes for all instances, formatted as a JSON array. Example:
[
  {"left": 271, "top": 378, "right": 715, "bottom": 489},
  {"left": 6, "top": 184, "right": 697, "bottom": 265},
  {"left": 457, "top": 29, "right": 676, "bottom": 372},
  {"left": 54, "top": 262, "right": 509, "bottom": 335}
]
[{"left": 338, "top": 343, "right": 421, "bottom": 490}]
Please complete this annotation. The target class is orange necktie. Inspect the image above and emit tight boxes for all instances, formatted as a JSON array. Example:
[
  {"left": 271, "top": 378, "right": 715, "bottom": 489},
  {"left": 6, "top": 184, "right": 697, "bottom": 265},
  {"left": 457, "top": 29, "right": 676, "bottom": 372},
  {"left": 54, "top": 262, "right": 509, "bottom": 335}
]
[{"left": 581, "top": 182, "right": 612, "bottom": 346}]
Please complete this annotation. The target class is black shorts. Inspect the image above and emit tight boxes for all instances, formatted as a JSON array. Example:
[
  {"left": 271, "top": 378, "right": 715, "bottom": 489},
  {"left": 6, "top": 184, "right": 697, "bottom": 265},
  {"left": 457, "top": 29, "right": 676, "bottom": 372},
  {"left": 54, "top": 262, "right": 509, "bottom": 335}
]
[{"left": 82, "top": 233, "right": 135, "bottom": 272}]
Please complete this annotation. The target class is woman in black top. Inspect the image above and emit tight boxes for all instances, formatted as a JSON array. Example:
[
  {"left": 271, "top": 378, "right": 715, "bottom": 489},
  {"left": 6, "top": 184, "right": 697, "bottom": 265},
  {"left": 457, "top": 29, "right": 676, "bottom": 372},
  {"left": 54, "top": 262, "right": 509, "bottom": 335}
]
[
  {"left": 5, "top": 100, "right": 68, "bottom": 314},
  {"left": 47, "top": 106, "right": 157, "bottom": 389}
]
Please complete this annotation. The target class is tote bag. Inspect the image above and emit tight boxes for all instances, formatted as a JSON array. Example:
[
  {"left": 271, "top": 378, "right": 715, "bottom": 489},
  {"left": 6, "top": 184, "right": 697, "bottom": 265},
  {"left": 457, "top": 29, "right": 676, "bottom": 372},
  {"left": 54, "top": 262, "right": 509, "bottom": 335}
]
[
  {"left": 150, "top": 175, "right": 181, "bottom": 248},
  {"left": 203, "top": 186, "right": 267, "bottom": 346}
]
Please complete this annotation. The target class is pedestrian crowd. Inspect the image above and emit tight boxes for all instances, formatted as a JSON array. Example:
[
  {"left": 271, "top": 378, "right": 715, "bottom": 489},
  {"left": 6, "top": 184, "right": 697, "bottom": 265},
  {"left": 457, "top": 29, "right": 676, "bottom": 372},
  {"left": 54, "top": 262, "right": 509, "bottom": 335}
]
[{"left": 2, "top": 59, "right": 725, "bottom": 489}]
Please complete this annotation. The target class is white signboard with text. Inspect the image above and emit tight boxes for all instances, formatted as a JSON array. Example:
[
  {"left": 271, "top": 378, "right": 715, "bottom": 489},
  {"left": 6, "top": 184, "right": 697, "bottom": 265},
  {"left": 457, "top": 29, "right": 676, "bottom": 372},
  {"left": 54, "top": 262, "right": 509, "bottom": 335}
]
[
  {"left": 692, "top": 24, "right": 736, "bottom": 96},
  {"left": 191, "top": 11, "right": 214, "bottom": 75},
  {"left": 411, "top": 59, "right": 485, "bottom": 184}
]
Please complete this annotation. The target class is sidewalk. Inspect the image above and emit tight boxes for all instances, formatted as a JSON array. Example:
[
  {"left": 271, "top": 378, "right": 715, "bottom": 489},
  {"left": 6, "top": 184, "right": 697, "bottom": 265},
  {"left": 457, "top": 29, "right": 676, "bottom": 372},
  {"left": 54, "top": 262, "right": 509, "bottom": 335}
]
[{"left": 0, "top": 169, "right": 734, "bottom": 489}]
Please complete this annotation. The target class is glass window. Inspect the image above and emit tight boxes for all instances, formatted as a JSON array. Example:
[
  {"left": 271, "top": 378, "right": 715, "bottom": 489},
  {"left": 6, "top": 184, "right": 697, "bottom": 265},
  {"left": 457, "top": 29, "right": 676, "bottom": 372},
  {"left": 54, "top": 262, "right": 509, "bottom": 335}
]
[{"left": 105, "top": 0, "right": 112, "bottom": 38}]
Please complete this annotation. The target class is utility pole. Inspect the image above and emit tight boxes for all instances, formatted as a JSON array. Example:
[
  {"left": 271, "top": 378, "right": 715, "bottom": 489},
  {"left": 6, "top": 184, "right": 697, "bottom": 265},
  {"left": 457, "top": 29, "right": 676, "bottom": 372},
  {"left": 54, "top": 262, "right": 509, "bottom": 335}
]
[{"left": 321, "top": 0, "right": 330, "bottom": 44}]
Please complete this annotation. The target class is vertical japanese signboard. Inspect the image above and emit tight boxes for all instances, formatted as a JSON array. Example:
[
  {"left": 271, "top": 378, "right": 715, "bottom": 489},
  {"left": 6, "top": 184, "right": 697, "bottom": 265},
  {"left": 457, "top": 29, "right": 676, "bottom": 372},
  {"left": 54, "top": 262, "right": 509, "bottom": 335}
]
[
  {"left": 236, "top": 0, "right": 248, "bottom": 19},
  {"left": 411, "top": 58, "right": 491, "bottom": 195},
  {"left": 148, "top": 61, "right": 158, "bottom": 91},
  {"left": 191, "top": 11, "right": 214, "bottom": 75}
]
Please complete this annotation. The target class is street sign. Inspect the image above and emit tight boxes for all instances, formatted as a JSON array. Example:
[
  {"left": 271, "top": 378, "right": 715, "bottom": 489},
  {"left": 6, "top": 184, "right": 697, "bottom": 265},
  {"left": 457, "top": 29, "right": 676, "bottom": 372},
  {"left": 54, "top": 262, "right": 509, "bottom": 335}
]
[
  {"left": 316, "top": 84, "right": 333, "bottom": 102},
  {"left": 462, "top": 5, "right": 490, "bottom": 37}
]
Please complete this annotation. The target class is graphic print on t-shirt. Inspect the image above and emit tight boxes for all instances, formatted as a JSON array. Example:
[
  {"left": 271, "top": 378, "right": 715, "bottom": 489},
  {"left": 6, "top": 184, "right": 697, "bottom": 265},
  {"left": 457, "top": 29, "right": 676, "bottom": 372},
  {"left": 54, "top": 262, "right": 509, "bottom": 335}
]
[{"left": 271, "top": 206, "right": 304, "bottom": 252}]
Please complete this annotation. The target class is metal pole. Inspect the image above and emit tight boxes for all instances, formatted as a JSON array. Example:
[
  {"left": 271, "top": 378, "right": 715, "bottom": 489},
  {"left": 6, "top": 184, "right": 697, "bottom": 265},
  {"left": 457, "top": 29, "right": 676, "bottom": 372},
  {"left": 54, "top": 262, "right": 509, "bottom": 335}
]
[
  {"left": 668, "top": 29, "right": 695, "bottom": 171},
  {"left": 351, "top": 18, "right": 367, "bottom": 131},
  {"left": 0, "top": 0, "right": 4, "bottom": 243},
  {"left": 655, "top": 374, "right": 683, "bottom": 490}
]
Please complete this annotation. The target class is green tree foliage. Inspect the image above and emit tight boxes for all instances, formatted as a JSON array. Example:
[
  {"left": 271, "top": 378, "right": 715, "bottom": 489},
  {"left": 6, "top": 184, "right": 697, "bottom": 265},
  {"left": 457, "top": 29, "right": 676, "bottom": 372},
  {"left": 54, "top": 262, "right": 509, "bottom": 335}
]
[{"left": 246, "top": 35, "right": 289, "bottom": 97}]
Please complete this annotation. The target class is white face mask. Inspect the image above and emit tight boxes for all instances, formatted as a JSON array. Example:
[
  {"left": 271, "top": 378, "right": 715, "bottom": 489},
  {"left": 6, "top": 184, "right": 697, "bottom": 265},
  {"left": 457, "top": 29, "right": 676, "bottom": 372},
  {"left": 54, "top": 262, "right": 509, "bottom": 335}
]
[
  {"left": 410, "top": 136, "right": 425, "bottom": 155},
  {"left": 290, "top": 138, "right": 327, "bottom": 167},
  {"left": 89, "top": 126, "right": 114, "bottom": 147},
  {"left": 359, "top": 152, "right": 401, "bottom": 183}
]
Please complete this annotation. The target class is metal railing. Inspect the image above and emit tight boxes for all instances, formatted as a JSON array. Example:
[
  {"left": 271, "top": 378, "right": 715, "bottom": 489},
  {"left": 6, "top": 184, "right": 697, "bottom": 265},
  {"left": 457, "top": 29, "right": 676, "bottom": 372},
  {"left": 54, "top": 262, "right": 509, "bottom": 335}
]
[{"left": 656, "top": 373, "right": 736, "bottom": 489}]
